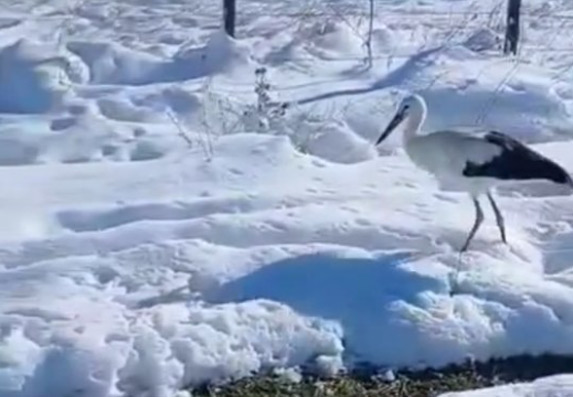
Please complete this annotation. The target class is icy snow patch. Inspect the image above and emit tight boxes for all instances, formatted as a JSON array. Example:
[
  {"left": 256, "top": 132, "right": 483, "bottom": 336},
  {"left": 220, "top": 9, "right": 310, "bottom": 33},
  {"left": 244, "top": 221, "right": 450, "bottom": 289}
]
[{"left": 439, "top": 374, "right": 573, "bottom": 397}]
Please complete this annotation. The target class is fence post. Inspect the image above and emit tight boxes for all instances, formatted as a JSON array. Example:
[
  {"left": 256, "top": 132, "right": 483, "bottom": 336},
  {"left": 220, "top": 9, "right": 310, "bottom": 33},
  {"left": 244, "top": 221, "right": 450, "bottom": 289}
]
[
  {"left": 365, "top": 0, "right": 374, "bottom": 68},
  {"left": 503, "top": 0, "right": 521, "bottom": 55},
  {"left": 223, "top": 0, "right": 236, "bottom": 37}
]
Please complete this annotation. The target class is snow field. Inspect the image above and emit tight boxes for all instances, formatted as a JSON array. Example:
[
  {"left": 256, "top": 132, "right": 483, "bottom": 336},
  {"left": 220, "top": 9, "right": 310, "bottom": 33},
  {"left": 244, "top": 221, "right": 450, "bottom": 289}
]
[{"left": 2, "top": 0, "right": 573, "bottom": 396}]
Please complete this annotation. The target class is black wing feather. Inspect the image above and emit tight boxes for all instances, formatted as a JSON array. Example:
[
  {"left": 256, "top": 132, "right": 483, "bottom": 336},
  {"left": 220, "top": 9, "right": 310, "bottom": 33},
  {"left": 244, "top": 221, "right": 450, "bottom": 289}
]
[{"left": 463, "top": 131, "right": 572, "bottom": 185}]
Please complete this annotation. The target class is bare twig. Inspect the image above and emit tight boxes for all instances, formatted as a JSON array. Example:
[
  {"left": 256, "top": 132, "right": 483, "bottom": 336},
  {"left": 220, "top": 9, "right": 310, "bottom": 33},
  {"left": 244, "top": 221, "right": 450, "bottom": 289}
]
[
  {"left": 475, "top": 58, "right": 522, "bottom": 125},
  {"left": 166, "top": 109, "right": 194, "bottom": 149}
]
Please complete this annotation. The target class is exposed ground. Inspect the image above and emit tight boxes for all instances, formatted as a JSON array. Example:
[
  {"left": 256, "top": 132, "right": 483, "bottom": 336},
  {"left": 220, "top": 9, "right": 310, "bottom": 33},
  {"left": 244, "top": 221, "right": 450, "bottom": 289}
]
[{"left": 193, "top": 355, "right": 573, "bottom": 397}]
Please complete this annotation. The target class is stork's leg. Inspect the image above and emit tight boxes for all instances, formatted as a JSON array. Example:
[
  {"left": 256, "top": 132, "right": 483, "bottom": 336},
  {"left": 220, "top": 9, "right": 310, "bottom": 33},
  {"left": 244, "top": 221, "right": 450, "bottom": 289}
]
[
  {"left": 487, "top": 192, "right": 507, "bottom": 244},
  {"left": 460, "top": 197, "right": 484, "bottom": 253}
]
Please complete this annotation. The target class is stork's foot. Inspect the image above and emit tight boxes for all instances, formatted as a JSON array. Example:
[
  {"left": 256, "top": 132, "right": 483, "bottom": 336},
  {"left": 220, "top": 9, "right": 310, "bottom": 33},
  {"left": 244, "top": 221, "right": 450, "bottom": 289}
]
[
  {"left": 449, "top": 287, "right": 461, "bottom": 297},
  {"left": 448, "top": 267, "right": 464, "bottom": 296},
  {"left": 500, "top": 232, "right": 508, "bottom": 245}
]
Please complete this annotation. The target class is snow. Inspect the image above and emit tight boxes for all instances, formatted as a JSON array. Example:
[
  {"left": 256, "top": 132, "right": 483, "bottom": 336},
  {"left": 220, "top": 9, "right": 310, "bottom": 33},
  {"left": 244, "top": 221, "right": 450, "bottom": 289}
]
[
  {"left": 440, "top": 374, "right": 573, "bottom": 396},
  {"left": 2, "top": 0, "right": 573, "bottom": 396}
]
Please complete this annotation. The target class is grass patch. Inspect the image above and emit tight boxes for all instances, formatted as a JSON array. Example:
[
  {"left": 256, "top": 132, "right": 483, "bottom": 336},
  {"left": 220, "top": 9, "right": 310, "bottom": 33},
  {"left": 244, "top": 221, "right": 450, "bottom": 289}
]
[
  {"left": 191, "top": 354, "right": 573, "bottom": 397},
  {"left": 193, "top": 371, "right": 489, "bottom": 397}
]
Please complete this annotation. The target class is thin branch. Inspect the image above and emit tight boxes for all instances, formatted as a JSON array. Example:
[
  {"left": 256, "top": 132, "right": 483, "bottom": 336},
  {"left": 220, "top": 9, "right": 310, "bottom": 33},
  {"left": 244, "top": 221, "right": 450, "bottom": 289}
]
[{"left": 166, "top": 109, "right": 194, "bottom": 149}]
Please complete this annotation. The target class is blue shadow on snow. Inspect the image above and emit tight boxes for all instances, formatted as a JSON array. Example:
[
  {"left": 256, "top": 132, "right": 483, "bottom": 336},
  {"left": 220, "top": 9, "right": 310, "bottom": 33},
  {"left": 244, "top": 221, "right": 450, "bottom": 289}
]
[{"left": 211, "top": 251, "right": 448, "bottom": 365}]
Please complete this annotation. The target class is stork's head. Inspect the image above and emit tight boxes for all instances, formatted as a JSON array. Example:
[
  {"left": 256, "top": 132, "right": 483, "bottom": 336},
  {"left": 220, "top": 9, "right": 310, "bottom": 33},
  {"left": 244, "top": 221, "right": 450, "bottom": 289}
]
[{"left": 376, "top": 94, "right": 426, "bottom": 145}]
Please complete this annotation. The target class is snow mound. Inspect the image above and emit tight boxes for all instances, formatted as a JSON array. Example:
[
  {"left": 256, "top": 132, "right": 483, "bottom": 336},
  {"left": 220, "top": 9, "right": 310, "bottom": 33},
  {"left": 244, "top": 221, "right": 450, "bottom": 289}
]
[
  {"left": 299, "top": 120, "right": 377, "bottom": 164},
  {"left": 303, "top": 20, "right": 368, "bottom": 59},
  {"left": 67, "top": 31, "right": 253, "bottom": 86},
  {"left": 463, "top": 28, "right": 502, "bottom": 53},
  {"left": 208, "top": 239, "right": 573, "bottom": 369},
  {"left": 263, "top": 19, "right": 376, "bottom": 63},
  {"left": 66, "top": 41, "right": 171, "bottom": 85},
  {"left": 371, "top": 25, "right": 396, "bottom": 53},
  {"left": 0, "top": 39, "right": 69, "bottom": 113},
  {"left": 173, "top": 30, "right": 254, "bottom": 78}
]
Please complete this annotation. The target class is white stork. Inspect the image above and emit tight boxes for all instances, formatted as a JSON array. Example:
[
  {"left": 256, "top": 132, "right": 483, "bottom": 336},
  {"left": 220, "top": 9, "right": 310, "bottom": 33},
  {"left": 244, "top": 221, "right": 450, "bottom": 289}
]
[{"left": 375, "top": 93, "right": 573, "bottom": 252}]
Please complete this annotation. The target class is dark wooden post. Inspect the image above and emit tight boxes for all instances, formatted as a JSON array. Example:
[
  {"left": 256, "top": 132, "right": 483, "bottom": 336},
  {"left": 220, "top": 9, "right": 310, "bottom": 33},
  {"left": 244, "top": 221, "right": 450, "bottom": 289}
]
[
  {"left": 365, "top": 0, "right": 374, "bottom": 67},
  {"left": 223, "top": 0, "right": 236, "bottom": 37},
  {"left": 504, "top": 0, "right": 521, "bottom": 55}
]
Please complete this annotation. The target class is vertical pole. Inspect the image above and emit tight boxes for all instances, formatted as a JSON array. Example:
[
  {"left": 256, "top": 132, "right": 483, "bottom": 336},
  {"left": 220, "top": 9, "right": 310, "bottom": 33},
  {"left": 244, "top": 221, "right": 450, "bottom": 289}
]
[
  {"left": 504, "top": 0, "right": 521, "bottom": 55},
  {"left": 223, "top": 0, "right": 236, "bottom": 37},
  {"left": 365, "top": 0, "right": 374, "bottom": 68}
]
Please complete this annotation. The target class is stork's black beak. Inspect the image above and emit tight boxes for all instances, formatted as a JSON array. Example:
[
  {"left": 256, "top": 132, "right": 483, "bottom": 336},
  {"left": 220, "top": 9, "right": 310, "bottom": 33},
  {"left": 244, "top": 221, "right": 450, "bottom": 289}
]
[{"left": 376, "top": 110, "right": 406, "bottom": 145}]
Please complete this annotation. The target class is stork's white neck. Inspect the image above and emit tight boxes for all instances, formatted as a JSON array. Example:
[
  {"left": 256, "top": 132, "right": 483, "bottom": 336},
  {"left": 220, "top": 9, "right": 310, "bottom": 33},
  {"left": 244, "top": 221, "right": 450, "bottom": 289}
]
[{"left": 403, "top": 107, "right": 425, "bottom": 144}]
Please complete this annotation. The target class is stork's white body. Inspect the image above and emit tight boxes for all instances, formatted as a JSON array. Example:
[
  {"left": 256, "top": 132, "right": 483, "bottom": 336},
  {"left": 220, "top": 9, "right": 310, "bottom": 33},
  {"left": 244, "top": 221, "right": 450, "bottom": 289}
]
[{"left": 405, "top": 131, "right": 502, "bottom": 195}]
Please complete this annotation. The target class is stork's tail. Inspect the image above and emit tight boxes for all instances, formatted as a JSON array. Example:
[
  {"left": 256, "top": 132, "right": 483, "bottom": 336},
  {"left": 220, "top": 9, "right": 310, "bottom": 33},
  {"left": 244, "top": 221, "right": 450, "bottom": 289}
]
[
  {"left": 552, "top": 162, "right": 573, "bottom": 189},
  {"left": 549, "top": 161, "right": 573, "bottom": 187}
]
